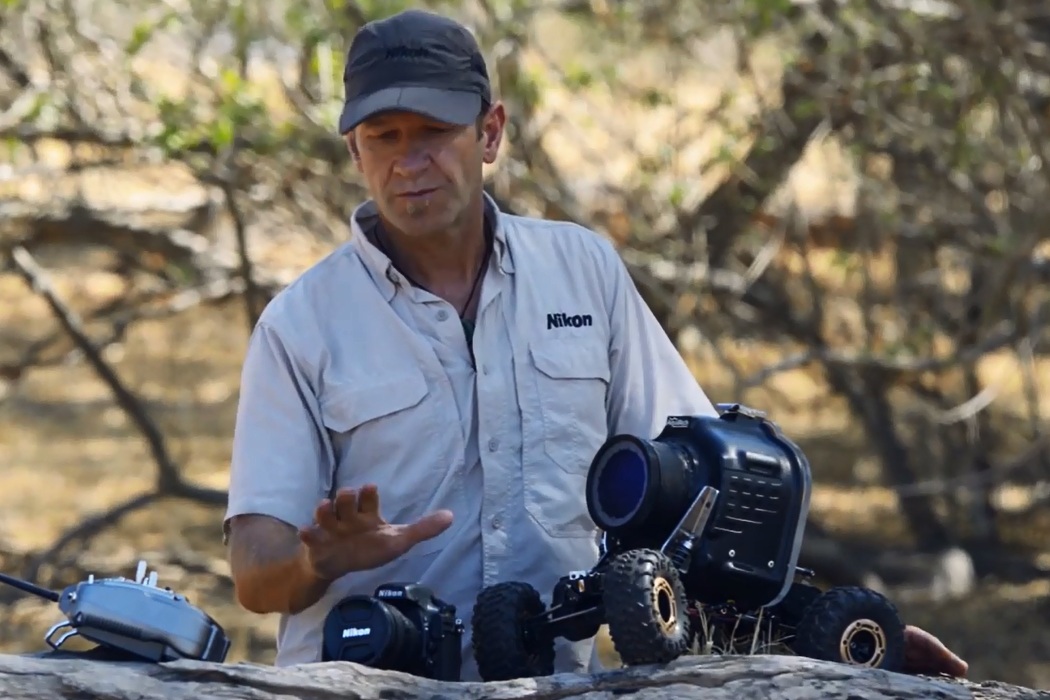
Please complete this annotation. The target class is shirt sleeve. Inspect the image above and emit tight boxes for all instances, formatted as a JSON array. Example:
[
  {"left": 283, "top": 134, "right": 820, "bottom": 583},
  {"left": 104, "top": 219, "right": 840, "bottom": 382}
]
[
  {"left": 222, "top": 320, "right": 334, "bottom": 543},
  {"left": 601, "top": 241, "right": 719, "bottom": 439}
]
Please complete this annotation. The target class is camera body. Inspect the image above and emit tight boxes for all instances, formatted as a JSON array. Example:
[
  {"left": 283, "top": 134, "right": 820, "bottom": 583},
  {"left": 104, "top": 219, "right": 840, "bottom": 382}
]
[
  {"left": 471, "top": 404, "right": 906, "bottom": 681},
  {"left": 586, "top": 403, "right": 811, "bottom": 611},
  {"left": 322, "top": 582, "right": 463, "bottom": 681}
]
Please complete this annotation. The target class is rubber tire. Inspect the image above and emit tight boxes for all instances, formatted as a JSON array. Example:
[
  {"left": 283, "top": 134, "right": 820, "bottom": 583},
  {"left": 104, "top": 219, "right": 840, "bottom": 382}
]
[
  {"left": 602, "top": 548, "right": 692, "bottom": 666},
  {"left": 791, "top": 585, "right": 906, "bottom": 672},
  {"left": 471, "top": 581, "right": 556, "bottom": 681}
]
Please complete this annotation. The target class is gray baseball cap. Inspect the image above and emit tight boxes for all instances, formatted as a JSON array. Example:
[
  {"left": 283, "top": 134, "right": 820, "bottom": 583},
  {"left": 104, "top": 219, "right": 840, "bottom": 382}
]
[{"left": 338, "top": 10, "right": 492, "bottom": 134}]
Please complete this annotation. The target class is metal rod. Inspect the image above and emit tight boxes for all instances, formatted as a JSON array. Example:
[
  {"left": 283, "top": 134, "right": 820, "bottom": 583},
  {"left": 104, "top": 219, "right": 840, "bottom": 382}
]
[
  {"left": 660, "top": 485, "right": 719, "bottom": 553},
  {"left": 0, "top": 572, "right": 61, "bottom": 602}
]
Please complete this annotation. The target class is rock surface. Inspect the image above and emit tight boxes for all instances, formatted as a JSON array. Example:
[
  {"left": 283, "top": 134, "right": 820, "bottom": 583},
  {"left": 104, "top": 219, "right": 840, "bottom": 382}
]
[{"left": 1, "top": 652, "right": 1047, "bottom": 700}]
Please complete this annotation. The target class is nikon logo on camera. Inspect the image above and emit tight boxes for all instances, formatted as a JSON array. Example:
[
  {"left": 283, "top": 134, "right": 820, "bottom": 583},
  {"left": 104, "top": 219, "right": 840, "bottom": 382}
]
[
  {"left": 342, "top": 626, "right": 371, "bottom": 639},
  {"left": 546, "top": 312, "right": 593, "bottom": 330}
]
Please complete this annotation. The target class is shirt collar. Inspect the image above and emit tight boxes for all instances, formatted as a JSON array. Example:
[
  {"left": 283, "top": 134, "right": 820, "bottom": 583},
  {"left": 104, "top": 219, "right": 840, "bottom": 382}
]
[{"left": 349, "top": 191, "right": 514, "bottom": 301}]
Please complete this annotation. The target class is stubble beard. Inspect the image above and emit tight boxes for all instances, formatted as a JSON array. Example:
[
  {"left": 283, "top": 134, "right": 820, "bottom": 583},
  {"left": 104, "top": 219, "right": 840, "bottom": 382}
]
[
  {"left": 403, "top": 197, "right": 431, "bottom": 218},
  {"left": 393, "top": 195, "right": 460, "bottom": 238}
]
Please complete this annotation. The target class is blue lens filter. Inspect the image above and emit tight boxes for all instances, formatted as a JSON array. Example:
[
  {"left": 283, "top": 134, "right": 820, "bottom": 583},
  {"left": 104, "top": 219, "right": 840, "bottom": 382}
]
[{"left": 594, "top": 441, "right": 649, "bottom": 522}]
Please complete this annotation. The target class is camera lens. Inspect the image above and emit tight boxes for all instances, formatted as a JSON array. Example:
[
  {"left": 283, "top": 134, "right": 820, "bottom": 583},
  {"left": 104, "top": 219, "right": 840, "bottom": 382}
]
[
  {"left": 590, "top": 439, "right": 649, "bottom": 524},
  {"left": 322, "top": 595, "right": 422, "bottom": 670},
  {"left": 586, "top": 434, "right": 709, "bottom": 541}
]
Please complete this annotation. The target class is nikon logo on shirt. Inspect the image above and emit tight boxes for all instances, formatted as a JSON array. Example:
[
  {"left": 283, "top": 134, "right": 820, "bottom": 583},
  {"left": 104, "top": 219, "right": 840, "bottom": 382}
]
[{"left": 547, "top": 312, "right": 593, "bottom": 330}]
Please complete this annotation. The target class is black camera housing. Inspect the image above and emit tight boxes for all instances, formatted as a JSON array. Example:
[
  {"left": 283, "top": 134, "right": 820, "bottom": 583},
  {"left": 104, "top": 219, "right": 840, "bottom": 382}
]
[
  {"left": 585, "top": 405, "right": 811, "bottom": 610},
  {"left": 471, "top": 404, "right": 906, "bottom": 681},
  {"left": 322, "top": 582, "right": 463, "bottom": 681}
]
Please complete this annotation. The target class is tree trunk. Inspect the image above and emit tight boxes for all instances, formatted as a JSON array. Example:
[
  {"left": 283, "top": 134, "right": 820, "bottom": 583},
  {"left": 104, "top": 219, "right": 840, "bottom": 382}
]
[{"left": 1, "top": 652, "right": 1046, "bottom": 700}]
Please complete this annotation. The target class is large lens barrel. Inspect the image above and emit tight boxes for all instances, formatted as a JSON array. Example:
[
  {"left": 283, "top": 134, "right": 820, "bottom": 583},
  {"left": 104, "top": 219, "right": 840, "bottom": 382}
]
[
  {"left": 322, "top": 595, "right": 422, "bottom": 670},
  {"left": 585, "top": 434, "right": 707, "bottom": 542}
]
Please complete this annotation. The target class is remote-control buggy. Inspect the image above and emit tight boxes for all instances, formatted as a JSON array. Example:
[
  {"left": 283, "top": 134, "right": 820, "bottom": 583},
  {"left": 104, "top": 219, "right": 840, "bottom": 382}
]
[{"left": 471, "top": 404, "right": 906, "bottom": 681}]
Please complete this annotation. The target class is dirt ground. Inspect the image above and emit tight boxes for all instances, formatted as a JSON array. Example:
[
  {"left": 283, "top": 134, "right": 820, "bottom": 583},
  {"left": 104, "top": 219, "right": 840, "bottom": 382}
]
[{"left": 2, "top": 263, "right": 1050, "bottom": 690}]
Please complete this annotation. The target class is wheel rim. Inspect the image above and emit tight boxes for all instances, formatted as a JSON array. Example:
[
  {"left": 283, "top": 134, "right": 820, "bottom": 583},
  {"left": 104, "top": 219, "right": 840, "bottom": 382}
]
[
  {"left": 651, "top": 576, "right": 678, "bottom": 634},
  {"left": 838, "top": 618, "right": 887, "bottom": 667}
]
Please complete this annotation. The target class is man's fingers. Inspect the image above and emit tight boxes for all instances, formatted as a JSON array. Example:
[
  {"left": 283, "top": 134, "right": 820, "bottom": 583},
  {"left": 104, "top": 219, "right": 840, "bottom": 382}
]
[
  {"left": 400, "top": 509, "right": 454, "bottom": 550},
  {"left": 356, "top": 484, "right": 380, "bottom": 517},
  {"left": 298, "top": 525, "right": 322, "bottom": 547},
  {"left": 314, "top": 498, "right": 340, "bottom": 532},
  {"left": 903, "top": 625, "right": 968, "bottom": 678},
  {"left": 945, "top": 654, "right": 968, "bottom": 678},
  {"left": 333, "top": 488, "right": 359, "bottom": 521}
]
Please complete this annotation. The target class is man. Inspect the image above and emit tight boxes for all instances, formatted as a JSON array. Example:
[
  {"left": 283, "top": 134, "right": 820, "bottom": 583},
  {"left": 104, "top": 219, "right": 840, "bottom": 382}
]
[{"left": 223, "top": 8, "right": 968, "bottom": 682}]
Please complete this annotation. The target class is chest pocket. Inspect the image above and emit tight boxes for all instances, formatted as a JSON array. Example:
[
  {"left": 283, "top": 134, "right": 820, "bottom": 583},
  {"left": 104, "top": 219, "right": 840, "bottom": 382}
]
[
  {"left": 529, "top": 337, "right": 611, "bottom": 473},
  {"left": 318, "top": 369, "right": 465, "bottom": 558}
]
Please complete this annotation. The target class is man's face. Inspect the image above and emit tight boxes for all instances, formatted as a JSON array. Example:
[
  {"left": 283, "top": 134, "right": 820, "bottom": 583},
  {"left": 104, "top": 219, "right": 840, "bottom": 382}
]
[{"left": 350, "top": 103, "right": 505, "bottom": 238}]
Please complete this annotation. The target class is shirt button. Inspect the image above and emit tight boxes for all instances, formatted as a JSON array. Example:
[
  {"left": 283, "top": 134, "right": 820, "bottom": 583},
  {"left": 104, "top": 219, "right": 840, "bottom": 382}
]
[
  {"left": 491, "top": 516, "right": 502, "bottom": 529},
  {"left": 487, "top": 438, "right": 499, "bottom": 452},
  {"left": 436, "top": 309, "right": 449, "bottom": 321},
  {"left": 481, "top": 364, "right": 490, "bottom": 375}
]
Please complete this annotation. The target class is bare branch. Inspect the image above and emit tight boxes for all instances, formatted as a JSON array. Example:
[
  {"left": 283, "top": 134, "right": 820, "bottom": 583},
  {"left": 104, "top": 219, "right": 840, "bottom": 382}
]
[{"left": 7, "top": 246, "right": 228, "bottom": 581}]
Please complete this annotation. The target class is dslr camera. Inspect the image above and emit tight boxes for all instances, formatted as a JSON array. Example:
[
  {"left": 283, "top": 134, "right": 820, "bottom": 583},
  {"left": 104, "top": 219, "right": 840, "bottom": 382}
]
[
  {"left": 471, "top": 403, "right": 906, "bottom": 681},
  {"left": 322, "top": 582, "right": 463, "bottom": 681}
]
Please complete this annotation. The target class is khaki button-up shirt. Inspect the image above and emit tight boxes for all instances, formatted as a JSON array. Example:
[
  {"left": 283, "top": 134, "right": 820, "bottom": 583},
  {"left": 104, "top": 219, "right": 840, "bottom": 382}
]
[{"left": 224, "top": 194, "right": 717, "bottom": 680}]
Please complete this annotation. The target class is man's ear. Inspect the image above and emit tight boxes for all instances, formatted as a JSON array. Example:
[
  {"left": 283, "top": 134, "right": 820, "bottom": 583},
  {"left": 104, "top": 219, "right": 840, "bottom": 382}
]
[
  {"left": 480, "top": 101, "right": 506, "bottom": 165},
  {"left": 345, "top": 133, "right": 363, "bottom": 173}
]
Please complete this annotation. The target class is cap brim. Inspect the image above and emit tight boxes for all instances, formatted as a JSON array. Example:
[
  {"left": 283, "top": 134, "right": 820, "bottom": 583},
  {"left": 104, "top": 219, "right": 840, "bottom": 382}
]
[{"left": 338, "top": 86, "right": 482, "bottom": 134}]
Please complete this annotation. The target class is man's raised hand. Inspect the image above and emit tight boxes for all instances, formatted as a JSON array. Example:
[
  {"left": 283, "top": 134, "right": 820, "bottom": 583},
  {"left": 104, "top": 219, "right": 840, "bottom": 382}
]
[{"left": 297, "top": 484, "right": 453, "bottom": 582}]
